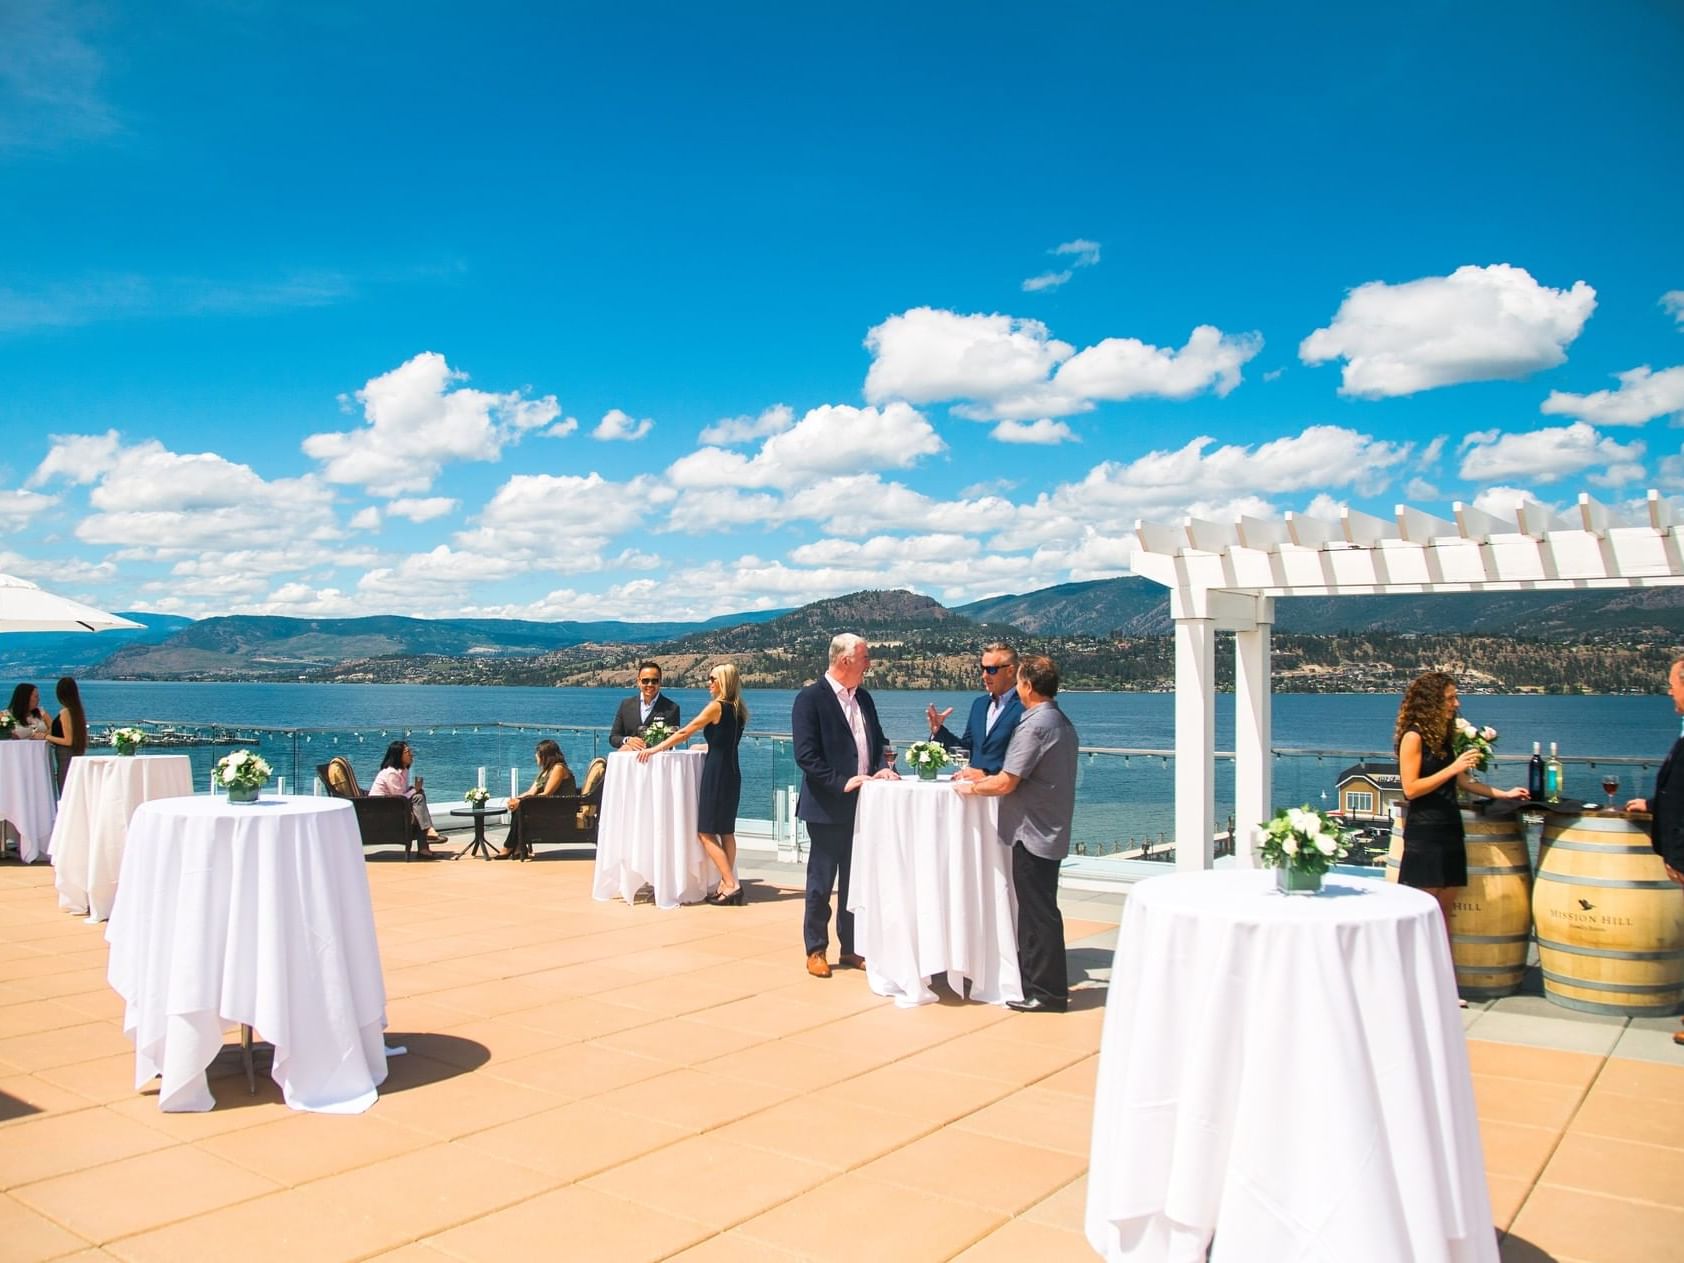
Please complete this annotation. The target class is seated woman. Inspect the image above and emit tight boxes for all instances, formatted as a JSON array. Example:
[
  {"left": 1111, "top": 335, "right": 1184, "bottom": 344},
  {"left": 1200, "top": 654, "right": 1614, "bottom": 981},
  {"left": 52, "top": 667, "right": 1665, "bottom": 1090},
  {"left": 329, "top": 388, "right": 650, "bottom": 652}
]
[
  {"left": 497, "top": 739, "right": 577, "bottom": 859},
  {"left": 369, "top": 740, "right": 442, "bottom": 858},
  {"left": 7, "top": 682, "right": 50, "bottom": 738},
  {"left": 42, "top": 677, "right": 87, "bottom": 793}
]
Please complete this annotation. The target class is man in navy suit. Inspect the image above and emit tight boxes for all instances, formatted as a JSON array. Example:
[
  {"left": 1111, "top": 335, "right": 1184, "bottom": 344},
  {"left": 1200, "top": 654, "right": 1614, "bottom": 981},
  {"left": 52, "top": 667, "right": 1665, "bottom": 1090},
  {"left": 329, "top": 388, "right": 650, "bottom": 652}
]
[
  {"left": 609, "top": 661, "right": 681, "bottom": 750},
  {"left": 927, "top": 642, "right": 1024, "bottom": 774},
  {"left": 792, "top": 633, "right": 897, "bottom": 978}
]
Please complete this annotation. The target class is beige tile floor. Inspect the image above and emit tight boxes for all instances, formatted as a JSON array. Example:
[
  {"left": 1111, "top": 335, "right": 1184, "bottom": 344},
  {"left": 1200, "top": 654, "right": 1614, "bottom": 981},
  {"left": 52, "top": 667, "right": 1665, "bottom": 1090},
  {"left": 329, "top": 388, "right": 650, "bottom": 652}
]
[{"left": 2, "top": 848, "right": 1681, "bottom": 1262}]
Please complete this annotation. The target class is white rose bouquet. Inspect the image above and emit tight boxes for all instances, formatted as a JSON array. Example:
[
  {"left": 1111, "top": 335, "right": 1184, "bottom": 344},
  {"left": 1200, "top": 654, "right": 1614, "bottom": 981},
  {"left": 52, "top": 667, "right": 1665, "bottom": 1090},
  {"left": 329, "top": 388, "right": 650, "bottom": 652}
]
[
  {"left": 1451, "top": 717, "right": 1499, "bottom": 771},
  {"left": 1254, "top": 805, "right": 1351, "bottom": 878},
  {"left": 111, "top": 727, "right": 147, "bottom": 756},
  {"left": 464, "top": 786, "right": 491, "bottom": 807},
  {"left": 214, "top": 749, "right": 273, "bottom": 799},
  {"left": 640, "top": 720, "right": 675, "bottom": 749},
  {"left": 0, "top": 708, "right": 13, "bottom": 738},
  {"left": 903, "top": 739, "right": 950, "bottom": 779}
]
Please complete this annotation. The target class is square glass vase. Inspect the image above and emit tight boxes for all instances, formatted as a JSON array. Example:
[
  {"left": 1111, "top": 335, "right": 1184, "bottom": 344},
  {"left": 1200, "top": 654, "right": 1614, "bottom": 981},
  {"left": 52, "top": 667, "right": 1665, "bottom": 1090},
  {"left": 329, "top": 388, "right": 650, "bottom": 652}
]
[{"left": 1274, "top": 865, "right": 1324, "bottom": 896}]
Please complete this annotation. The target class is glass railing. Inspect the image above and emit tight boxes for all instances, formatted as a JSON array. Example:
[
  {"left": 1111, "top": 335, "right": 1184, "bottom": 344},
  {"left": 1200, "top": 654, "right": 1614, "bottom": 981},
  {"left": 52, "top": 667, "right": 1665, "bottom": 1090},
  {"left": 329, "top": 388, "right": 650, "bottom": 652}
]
[{"left": 86, "top": 720, "right": 1662, "bottom": 863}]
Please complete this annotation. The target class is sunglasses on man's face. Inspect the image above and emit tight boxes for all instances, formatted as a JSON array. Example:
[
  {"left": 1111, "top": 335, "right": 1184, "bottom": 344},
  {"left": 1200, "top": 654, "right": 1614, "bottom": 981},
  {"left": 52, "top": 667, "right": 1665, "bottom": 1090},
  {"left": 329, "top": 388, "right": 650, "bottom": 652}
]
[
  {"left": 638, "top": 677, "right": 660, "bottom": 686},
  {"left": 980, "top": 664, "right": 1009, "bottom": 675}
]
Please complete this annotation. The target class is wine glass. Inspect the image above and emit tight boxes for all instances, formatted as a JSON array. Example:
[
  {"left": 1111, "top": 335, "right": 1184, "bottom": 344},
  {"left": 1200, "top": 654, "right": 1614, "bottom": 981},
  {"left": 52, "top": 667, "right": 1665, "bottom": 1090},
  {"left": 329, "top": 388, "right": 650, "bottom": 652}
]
[
  {"left": 952, "top": 749, "right": 970, "bottom": 775},
  {"left": 881, "top": 743, "right": 895, "bottom": 772},
  {"left": 1602, "top": 773, "right": 1620, "bottom": 811}
]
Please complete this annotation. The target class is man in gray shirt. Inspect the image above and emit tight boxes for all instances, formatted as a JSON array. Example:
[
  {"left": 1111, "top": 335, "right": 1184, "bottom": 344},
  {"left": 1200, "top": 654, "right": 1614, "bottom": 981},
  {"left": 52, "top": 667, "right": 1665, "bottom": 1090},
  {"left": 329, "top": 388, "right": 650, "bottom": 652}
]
[{"left": 955, "top": 653, "right": 1078, "bottom": 1012}]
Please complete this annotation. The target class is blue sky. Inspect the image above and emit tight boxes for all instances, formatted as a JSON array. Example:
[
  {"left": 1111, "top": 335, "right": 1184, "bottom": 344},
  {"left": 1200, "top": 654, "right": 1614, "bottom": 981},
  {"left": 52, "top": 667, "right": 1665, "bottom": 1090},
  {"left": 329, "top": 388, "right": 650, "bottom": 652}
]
[{"left": 2, "top": 1, "right": 1682, "bottom": 622}]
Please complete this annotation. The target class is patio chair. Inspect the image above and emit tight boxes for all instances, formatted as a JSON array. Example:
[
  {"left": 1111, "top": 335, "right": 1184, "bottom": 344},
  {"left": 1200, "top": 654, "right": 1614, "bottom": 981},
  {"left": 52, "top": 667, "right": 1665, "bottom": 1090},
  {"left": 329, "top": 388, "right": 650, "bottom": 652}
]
[
  {"left": 315, "top": 757, "right": 416, "bottom": 861},
  {"left": 514, "top": 756, "right": 606, "bottom": 859}
]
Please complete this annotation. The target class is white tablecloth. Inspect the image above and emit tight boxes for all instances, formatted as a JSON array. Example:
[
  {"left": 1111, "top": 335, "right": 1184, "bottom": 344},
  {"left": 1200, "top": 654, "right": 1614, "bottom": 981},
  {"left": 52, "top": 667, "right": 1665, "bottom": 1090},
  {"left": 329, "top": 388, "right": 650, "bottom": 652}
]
[
  {"left": 846, "top": 778, "right": 1022, "bottom": 1007},
  {"left": 0, "top": 739, "right": 57, "bottom": 862},
  {"left": 105, "top": 795, "right": 388, "bottom": 1114},
  {"left": 593, "top": 749, "right": 710, "bottom": 909},
  {"left": 50, "top": 754, "right": 194, "bottom": 920},
  {"left": 1086, "top": 871, "right": 1496, "bottom": 1263}
]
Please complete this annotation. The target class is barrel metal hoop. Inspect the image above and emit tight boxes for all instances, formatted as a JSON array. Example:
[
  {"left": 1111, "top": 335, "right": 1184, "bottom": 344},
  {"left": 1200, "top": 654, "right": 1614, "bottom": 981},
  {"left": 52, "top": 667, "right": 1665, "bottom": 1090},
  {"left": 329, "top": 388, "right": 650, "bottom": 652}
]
[
  {"left": 1452, "top": 964, "right": 1528, "bottom": 975},
  {"left": 1541, "top": 840, "right": 1659, "bottom": 855},
  {"left": 1541, "top": 969, "right": 1684, "bottom": 994},
  {"left": 1465, "top": 865, "right": 1532, "bottom": 876},
  {"left": 1535, "top": 872, "right": 1678, "bottom": 890},
  {"left": 1451, "top": 933, "right": 1532, "bottom": 944},
  {"left": 1536, "top": 936, "right": 1684, "bottom": 962}
]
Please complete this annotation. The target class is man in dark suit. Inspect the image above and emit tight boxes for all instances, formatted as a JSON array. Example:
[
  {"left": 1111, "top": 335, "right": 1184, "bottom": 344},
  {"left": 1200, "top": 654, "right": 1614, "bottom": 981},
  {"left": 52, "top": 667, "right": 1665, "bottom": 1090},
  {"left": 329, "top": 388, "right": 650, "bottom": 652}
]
[
  {"left": 1622, "top": 653, "right": 1684, "bottom": 1046},
  {"left": 927, "top": 642, "right": 1024, "bottom": 774},
  {"left": 792, "top": 632, "right": 896, "bottom": 978},
  {"left": 609, "top": 661, "right": 681, "bottom": 750}
]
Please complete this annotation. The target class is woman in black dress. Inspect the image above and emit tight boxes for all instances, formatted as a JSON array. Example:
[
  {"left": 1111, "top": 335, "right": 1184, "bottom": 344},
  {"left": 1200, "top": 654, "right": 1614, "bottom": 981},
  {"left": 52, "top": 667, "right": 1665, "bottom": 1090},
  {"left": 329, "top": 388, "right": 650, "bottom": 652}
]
[
  {"left": 639, "top": 662, "right": 748, "bottom": 904},
  {"left": 495, "top": 739, "right": 577, "bottom": 860},
  {"left": 1395, "top": 672, "right": 1526, "bottom": 948},
  {"left": 42, "top": 677, "right": 87, "bottom": 794}
]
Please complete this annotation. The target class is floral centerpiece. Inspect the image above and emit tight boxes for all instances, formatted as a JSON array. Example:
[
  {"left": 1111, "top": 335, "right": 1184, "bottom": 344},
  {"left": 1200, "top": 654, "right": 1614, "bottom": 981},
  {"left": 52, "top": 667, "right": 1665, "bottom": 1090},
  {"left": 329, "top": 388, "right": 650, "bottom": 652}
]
[
  {"left": 214, "top": 750, "right": 273, "bottom": 803},
  {"left": 111, "top": 727, "right": 147, "bottom": 756},
  {"left": 1451, "top": 717, "right": 1498, "bottom": 771},
  {"left": 1254, "top": 805, "right": 1352, "bottom": 895},
  {"left": 903, "top": 739, "right": 950, "bottom": 781},
  {"left": 464, "top": 786, "right": 491, "bottom": 807},
  {"left": 640, "top": 720, "right": 675, "bottom": 749},
  {"left": 0, "top": 708, "right": 13, "bottom": 739}
]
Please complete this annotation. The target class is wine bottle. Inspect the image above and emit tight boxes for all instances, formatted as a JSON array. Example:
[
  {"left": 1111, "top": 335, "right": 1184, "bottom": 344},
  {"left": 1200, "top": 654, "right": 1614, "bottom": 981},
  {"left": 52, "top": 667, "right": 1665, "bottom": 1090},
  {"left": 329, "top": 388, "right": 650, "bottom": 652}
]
[
  {"left": 1528, "top": 741, "right": 1544, "bottom": 801},
  {"left": 1544, "top": 741, "right": 1563, "bottom": 804}
]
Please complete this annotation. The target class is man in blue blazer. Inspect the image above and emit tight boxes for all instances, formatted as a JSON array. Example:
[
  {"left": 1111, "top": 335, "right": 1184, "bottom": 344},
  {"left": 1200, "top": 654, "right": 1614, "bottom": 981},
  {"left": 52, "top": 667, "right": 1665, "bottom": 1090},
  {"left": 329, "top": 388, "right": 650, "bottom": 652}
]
[
  {"left": 792, "top": 632, "right": 896, "bottom": 978},
  {"left": 927, "top": 642, "right": 1024, "bottom": 774}
]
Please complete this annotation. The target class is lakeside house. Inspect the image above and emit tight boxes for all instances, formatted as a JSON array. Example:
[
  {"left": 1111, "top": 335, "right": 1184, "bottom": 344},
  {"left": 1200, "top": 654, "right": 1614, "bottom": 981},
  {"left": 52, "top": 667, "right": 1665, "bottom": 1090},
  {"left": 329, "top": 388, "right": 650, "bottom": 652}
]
[{"left": 1333, "top": 760, "right": 1402, "bottom": 850}]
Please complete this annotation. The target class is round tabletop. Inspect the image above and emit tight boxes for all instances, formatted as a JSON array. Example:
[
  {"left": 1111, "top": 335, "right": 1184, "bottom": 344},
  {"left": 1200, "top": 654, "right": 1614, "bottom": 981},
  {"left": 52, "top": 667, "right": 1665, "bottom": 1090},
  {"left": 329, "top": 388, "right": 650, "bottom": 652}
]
[{"left": 448, "top": 805, "right": 508, "bottom": 818}]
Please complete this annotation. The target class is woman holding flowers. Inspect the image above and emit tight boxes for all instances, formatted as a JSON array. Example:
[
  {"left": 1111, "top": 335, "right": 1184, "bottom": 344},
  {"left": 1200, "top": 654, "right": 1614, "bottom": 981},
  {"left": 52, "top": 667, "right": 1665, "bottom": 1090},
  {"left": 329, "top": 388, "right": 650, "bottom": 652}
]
[
  {"left": 1395, "top": 672, "right": 1526, "bottom": 937},
  {"left": 638, "top": 663, "right": 748, "bottom": 904}
]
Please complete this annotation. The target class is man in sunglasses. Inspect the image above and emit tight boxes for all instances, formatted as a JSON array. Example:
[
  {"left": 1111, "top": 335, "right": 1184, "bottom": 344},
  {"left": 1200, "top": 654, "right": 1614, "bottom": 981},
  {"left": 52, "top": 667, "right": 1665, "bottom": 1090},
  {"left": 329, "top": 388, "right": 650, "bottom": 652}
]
[
  {"left": 927, "top": 643, "right": 1024, "bottom": 775},
  {"left": 610, "top": 661, "right": 682, "bottom": 750}
]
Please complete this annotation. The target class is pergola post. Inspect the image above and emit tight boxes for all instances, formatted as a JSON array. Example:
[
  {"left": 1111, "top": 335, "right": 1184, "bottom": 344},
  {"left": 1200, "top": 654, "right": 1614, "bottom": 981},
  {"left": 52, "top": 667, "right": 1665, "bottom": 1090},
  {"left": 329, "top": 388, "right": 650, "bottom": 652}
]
[
  {"left": 1233, "top": 600, "right": 1274, "bottom": 868},
  {"left": 1172, "top": 596, "right": 1215, "bottom": 871}
]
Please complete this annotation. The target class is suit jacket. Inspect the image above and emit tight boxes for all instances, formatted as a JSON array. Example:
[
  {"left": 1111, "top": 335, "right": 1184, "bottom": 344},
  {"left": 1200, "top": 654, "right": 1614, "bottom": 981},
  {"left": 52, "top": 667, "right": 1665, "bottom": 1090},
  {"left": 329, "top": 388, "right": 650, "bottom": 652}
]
[
  {"left": 609, "top": 694, "right": 681, "bottom": 749},
  {"left": 934, "top": 690, "right": 1025, "bottom": 775},
  {"left": 792, "top": 677, "right": 887, "bottom": 828},
  {"left": 1646, "top": 735, "right": 1684, "bottom": 871}
]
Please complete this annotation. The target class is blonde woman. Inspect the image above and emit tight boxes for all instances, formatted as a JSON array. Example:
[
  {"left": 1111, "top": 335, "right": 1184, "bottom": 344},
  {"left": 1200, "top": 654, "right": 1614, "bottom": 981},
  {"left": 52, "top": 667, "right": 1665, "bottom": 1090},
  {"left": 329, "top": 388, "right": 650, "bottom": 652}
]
[{"left": 639, "top": 663, "right": 749, "bottom": 904}]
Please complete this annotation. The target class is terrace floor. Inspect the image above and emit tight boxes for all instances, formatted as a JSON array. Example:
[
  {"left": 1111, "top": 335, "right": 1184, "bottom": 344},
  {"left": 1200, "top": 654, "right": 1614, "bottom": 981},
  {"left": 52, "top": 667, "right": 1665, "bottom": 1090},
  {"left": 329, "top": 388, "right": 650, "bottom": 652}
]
[{"left": 2, "top": 845, "right": 1681, "bottom": 1263}]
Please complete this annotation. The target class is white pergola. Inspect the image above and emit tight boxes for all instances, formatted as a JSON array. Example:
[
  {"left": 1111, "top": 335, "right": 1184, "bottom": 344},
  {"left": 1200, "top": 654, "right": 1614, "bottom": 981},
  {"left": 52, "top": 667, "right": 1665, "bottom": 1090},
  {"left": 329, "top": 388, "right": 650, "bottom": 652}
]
[{"left": 1132, "top": 490, "right": 1684, "bottom": 871}]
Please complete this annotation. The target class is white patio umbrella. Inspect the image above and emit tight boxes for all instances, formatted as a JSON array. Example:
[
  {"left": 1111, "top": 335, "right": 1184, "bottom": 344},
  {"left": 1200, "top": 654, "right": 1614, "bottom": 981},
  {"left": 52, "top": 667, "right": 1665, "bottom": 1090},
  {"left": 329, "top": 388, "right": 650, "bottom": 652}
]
[{"left": 0, "top": 573, "right": 144, "bottom": 633}]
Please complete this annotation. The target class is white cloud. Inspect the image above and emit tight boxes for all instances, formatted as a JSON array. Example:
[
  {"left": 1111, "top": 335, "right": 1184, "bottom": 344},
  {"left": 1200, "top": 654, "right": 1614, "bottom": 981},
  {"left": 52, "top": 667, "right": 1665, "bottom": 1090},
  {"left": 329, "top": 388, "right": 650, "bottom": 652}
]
[
  {"left": 991, "top": 419, "right": 1076, "bottom": 445},
  {"left": 1470, "top": 487, "right": 1560, "bottom": 521},
  {"left": 450, "top": 472, "right": 672, "bottom": 565},
  {"left": 667, "top": 402, "right": 944, "bottom": 491},
  {"left": 1540, "top": 365, "right": 1684, "bottom": 426},
  {"left": 1418, "top": 435, "right": 1448, "bottom": 468},
  {"left": 303, "top": 352, "right": 561, "bottom": 493},
  {"left": 1662, "top": 291, "right": 1684, "bottom": 329},
  {"left": 1300, "top": 264, "right": 1597, "bottom": 398},
  {"left": 27, "top": 429, "right": 120, "bottom": 486},
  {"left": 349, "top": 506, "right": 381, "bottom": 531},
  {"left": 864, "top": 307, "right": 1261, "bottom": 421},
  {"left": 593, "top": 408, "right": 654, "bottom": 441},
  {"left": 865, "top": 308, "right": 1073, "bottom": 409},
  {"left": 386, "top": 497, "right": 458, "bottom": 523},
  {"left": 698, "top": 404, "right": 794, "bottom": 446},
  {"left": 544, "top": 416, "right": 580, "bottom": 438},
  {"left": 1405, "top": 477, "right": 1440, "bottom": 500},
  {"left": 1458, "top": 422, "right": 1643, "bottom": 484},
  {"left": 0, "top": 487, "right": 56, "bottom": 530},
  {"left": 1053, "top": 239, "right": 1102, "bottom": 267},
  {"left": 1021, "top": 271, "right": 1073, "bottom": 293}
]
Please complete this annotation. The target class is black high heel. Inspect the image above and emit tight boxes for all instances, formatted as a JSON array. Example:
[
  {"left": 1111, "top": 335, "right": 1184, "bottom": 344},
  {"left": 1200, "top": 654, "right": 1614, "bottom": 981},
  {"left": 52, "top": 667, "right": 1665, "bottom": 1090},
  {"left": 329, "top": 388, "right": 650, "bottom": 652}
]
[{"left": 711, "top": 886, "right": 745, "bottom": 906}]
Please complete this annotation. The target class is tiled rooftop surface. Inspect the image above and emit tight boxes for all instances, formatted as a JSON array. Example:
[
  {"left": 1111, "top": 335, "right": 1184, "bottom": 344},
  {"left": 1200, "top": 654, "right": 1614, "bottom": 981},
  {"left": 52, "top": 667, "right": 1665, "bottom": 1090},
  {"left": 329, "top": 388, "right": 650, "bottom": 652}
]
[{"left": 2, "top": 846, "right": 1682, "bottom": 1262}]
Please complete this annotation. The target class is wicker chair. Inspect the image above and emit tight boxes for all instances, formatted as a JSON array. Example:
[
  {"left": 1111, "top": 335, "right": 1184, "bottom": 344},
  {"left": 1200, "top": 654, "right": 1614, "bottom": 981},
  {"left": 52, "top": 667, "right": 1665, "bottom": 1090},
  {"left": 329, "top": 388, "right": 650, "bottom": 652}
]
[
  {"left": 316, "top": 756, "right": 416, "bottom": 860},
  {"left": 513, "top": 756, "right": 606, "bottom": 859}
]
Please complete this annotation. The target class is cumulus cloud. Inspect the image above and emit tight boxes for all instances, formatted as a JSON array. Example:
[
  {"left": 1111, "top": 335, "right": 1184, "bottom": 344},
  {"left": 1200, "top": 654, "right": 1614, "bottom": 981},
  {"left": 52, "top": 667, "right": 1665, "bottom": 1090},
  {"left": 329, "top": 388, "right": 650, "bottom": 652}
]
[
  {"left": 992, "top": 419, "right": 1076, "bottom": 445},
  {"left": 349, "top": 506, "right": 381, "bottom": 531},
  {"left": 303, "top": 352, "right": 561, "bottom": 493},
  {"left": 1470, "top": 486, "right": 1559, "bottom": 522},
  {"left": 1458, "top": 422, "right": 1643, "bottom": 485},
  {"left": 698, "top": 404, "right": 794, "bottom": 446},
  {"left": 544, "top": 416, "right": 580, "bottom": 438},
  {"left": 1299, "top": 264, "right": 1597, "bottom": 398},
  {"left": 450, "top": 472, "right": 672, "bottom": 565},
  {"left": 864, "top": 306, "right": 1261, "bottom": 421},
  {"left": 1540, "top": 365, "right": 1684, "bottom": 426},
  {"left": 0, "top": 487, "right": 55, "bottom": 530},
  {"left": 1663, "top": 291, "right": 1684, "bottom": 329},
  {"left": 667, "top": 402, "right": 944, "bottom": 491},
  {"left": 593, "top": 408, "right": 653, "bottom": 441},
  {"left": 27, "top": 429, "right": 121, "bottom": 486},
  {"left": 385, "top": 497, "right": 458, "bottom": 523}
]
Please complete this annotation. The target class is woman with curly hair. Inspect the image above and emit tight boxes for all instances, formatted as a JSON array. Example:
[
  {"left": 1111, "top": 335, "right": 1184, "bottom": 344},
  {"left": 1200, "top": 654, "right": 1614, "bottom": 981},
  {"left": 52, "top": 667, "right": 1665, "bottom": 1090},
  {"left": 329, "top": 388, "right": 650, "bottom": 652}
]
[{"left": 1395, "top": 672, "right": 1526, "bottom": 955}]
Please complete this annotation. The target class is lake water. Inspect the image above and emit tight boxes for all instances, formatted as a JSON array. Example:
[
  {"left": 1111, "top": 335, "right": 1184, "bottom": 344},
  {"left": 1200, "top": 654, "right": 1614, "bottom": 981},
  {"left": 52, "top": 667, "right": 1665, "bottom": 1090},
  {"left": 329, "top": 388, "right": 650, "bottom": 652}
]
[{"left": 65, "top": 681, "right": 1682, "bottom": 851}]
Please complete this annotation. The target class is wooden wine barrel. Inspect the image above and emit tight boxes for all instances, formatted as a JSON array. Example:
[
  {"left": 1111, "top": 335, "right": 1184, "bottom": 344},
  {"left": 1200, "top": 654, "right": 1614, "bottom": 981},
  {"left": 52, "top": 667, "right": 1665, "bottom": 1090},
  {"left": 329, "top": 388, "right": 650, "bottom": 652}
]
[
  {"left": 1387, "top": 808, "right": 1532, "bottom": 998},
  {"left": 1534, "top": 814, "right": 1684, "bottom": 1016}
]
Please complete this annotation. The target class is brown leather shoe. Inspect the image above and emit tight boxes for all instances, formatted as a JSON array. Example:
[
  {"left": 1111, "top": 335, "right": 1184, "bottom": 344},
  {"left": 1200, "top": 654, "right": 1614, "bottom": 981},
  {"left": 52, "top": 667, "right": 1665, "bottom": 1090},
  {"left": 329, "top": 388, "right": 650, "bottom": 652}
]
[
  {"left": 1673, "top": 1030, "right": 1684, "bottom": 1046},
  {"left": 806, "top": 952, "right": 832, "bottom": 979},
  {"left": 838, "top": 952, "right": 866, "bottom": 970}
]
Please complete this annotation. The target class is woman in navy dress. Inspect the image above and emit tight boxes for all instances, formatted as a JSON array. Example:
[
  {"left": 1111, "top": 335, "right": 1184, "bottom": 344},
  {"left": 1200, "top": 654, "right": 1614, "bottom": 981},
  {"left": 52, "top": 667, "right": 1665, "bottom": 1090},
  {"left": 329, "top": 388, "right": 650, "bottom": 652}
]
[
  {"left": 1395, "top": 672, "right": 1526, "bottom": 952},
  {"left": 638, "top": 663, "right": 748, "bottom": 904}
]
